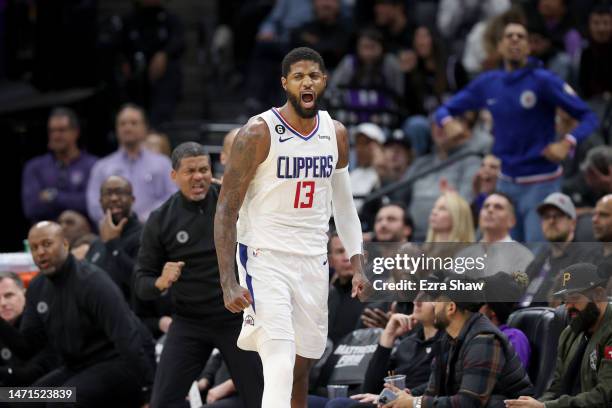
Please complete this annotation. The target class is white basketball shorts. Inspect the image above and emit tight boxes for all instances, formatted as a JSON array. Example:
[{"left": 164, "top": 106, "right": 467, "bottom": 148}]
[{"left": 235, "top": 243, "right": 329, "bottom": 359}]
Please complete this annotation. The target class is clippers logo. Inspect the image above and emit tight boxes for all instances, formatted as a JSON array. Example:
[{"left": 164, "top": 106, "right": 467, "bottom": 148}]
[
  {"left": 275, "top": 124, "right": 286, "bottom": 134},
  {"left": 37, "top": 301, "right": 49, "bottom": 314},
  {"left": 244, "top": 315, "right": 255, "bottom": 327},
  {"left": 605, "top": 346, "right": 612, "bottom": 360},
  {"left": 520, "top": 90, "right": 537, "bottom": 109},
  {"left": 1, "top": 348, "right": 11, "bottom": 361},
  {"left": 176, "top": 230, "right": 189, "bottom": 244}
]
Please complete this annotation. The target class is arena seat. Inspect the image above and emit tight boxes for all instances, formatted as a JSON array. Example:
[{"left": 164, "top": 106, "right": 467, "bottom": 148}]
[{"left": 507, "top": 307, "right": 566, "bottom": 397}]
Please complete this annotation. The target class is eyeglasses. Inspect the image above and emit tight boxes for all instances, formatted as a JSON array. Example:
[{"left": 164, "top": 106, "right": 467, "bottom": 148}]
[{"left": 101, "top": 188, "right": 131, "bottom": 198}]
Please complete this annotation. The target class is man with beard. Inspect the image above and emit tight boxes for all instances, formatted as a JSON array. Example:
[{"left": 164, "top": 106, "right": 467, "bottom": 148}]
[
  {"left": 215, "top": 47, "right": 368, "bottom": 408},
  {"left": 382, "top": 278, "right": 533, "bottom": 407},
  {"left": 505, "top": 262, "right": 612, "bottom": 408},
  {"left": 85, "top": 176, "right": 141, "bottom": 301},
  {"left": 522, "top": 193, "right": 594, "bottom": 307},
  {"left": 135, "top": 142, "right": 263, "bottom": 408}
]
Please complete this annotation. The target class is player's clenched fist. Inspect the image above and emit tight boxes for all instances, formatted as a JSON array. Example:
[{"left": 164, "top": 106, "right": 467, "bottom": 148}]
[
  {"left": 155, "top": 261, "right": 185, "bottom": 291},
  {"left": 222, "top": 285, "right": 253, "bottom": 313}
]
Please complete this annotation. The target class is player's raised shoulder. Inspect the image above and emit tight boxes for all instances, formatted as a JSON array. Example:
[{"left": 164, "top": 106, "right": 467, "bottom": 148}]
[{"left": 232, "top": 116, "right": 270, "bottom": 165}]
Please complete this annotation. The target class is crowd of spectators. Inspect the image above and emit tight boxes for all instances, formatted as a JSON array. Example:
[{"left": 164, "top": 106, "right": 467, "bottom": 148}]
[{"left": 3, "top": 0, "right": 612, "bottom": 407}]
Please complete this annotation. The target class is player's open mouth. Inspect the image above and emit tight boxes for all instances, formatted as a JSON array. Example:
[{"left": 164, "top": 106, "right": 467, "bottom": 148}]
[
  {"left": 110, "top": 207, "right": 123, "bottom": 216},
  {"left": 301, "top": 91, "right": 315, "bottom": 108}
]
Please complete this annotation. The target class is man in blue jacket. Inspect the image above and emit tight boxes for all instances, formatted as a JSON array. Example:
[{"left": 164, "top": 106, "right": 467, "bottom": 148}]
[{"left": 435, "top": 20, "right": 598, "bottom": 242}]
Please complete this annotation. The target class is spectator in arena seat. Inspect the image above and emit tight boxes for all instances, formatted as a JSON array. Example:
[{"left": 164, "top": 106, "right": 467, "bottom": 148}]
[
  {"left": 290, "top": 0, "right": 352, "bottom": 70},
  {"left": 426, "top": 192, "right": 476, "bottom": 244},
  {"left": 505, "top": 263, "right": 612, "bottom": 408},
  {"left": 578, "top": 5, "right": 612, "bottom": 100},
  {"left": 0, "top": 222, "right": 155, "bottom": 406},
  {"left": 525, "top": 0, "right": 582, "bottom": 59},
  {"left": 522, "top": 193, "right": 592, "bottom": 307},
  {"left": 592, "top": 195, "right": 612, "bottom": 261},
  {"left": 327, "top": 233, "right": 367, "bottom": 345},
  {"left": 471, "top": 154, "right": 501, "bottom": 225},
  {"left": 350, "top": 123, "right": 384, "bottom": 212},
  {"left": 21, "top": 107, "right": 97, "bottom": 224},
  {"left": 457, "top": 193, "right": 534, "bottom": 278},
  {"left": 372, "top": 0, "right": 415, "bottom": 55},
  {"left": 401, "top": 25, "right": 468, "bottom": 156},
  {"left": 404, "top": 119, "right": 481, "bottom": 242},
  {"left": 0, "top": 272, "right": 58, "bottom": 386},
  {"left": 383, "top": 279, "right": 534, "bottom": 407},
  {"left": 85, "top": 176, "right": 141, "bottom": 302},
  {"left": 436, "top": 0, "right": 510, "bottom": 57},
  {"left": 244, "top": 0, "right": 315, "bottom": 111},
  {"left": 145, "top": 131, "right": 172, "bottom": 157},
  {"left": 86, "top": 104, "right": 176, "bottom": 224},
  {"left": 480, "top": 272, "right": 531, "bottom": 370},
  {"left": 528, "top": 25, "right": 572, "bottom": 82},
  {"left": 436, "top": 20, "right": 598, "bottom": 242},
  {"left": 373, "top": 203, "right": 413, "bottom": 244},
  {"left": 382, "top": 130, "right": 412, "bottom": 185},
  {"left": 329, "top": 28, "right": 404, "bottom": 125},
  {"left": 57, "top": 210, "right": 92, "bottom": 247},
  {"left": 119, "top": 0, "right": 185, "bottom": 126}
]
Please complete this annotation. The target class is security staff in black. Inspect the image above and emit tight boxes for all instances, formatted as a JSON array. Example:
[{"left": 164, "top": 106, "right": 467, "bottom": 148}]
[
  {"left": 134, "top": 142, "right": 263, "bottom": 408},
  {"left": 0, "top": 221, "right": 155, "bottom": 408}
]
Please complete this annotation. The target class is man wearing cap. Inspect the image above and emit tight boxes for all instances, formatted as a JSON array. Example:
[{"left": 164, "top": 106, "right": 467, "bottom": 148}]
[
  {"left": 522, "top": 193, "right": 594, "bottom": 307},
  {"left": 505, "top": 263, "right": 612, "bottom": 408},
  {"left": 351, "top": 123, "right": 384, "bottom": 211},
  {"left": 381, "top": 277, "right": 534, "bottom": 407}
]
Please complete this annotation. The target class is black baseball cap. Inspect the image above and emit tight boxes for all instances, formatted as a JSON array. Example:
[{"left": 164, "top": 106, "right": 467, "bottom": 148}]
[
  {"left": 431, "top": 274, "right": 485, "bottom": 311},
  {"left": 553, "top": 263, "right": 609, "bottom": 296}
]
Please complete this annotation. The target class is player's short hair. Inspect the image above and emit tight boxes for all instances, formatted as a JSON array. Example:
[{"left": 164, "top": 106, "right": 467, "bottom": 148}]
[
  {"left": 281, "top": 47, "right": 326, "bottom": 78},
  {"left": 0, "top": 272, "right": 24, "bottom": 291},
  {"left": 49, "top": 106, "right": 80, "bottom": 129},
  {"left": 171, "top": 142, "right": 210, "bottom": 170}
]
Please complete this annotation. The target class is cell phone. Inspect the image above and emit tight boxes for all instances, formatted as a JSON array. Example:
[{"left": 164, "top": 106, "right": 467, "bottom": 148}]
[{"left": 378, "top": 388, "right": 398, "bottom": 404}]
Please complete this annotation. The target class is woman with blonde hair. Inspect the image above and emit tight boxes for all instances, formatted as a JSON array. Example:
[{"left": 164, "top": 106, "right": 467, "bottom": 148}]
[{"left": 426, "top": 191, "right": 475, "bottom": 243}]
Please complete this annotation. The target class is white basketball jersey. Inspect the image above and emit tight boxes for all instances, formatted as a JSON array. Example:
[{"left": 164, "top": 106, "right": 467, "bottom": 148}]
[{"left": 237, "top": 108, "right": 339, "bottom": 256}]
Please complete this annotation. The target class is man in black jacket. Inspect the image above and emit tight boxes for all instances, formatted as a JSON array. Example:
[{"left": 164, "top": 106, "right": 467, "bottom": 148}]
[
  {"left": 0, "top": 272, "right": 58, "bottom": 386},
  {"left": 134, "top": 142, "right": 263, "bottom": 408},
  {"left": 0, "top": 221, "right": 155, "bottom": 407},
  {"left": 86, "top": 175, "right": 141, "bottom": 300}
]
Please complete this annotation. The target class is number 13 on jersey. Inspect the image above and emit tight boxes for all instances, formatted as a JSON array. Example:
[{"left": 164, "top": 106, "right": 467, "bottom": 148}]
[{"left": 294, "top": 181, "right": 315, "bottom": 208}]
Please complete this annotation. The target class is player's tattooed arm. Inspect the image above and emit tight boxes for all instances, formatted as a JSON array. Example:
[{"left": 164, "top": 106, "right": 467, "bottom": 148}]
[{"left": 214, "top": 118, "right": 270, "bottom": 312}]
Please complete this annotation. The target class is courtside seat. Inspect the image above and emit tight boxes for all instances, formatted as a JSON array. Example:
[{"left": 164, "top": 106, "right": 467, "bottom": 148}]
[{"left": 507, "top": 307, "right": 566, "bottom": 397}]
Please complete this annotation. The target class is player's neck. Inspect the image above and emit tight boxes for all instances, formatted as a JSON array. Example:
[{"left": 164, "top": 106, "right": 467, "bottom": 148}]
[{"left": 278, "top": 103, "right": 317, "bottom": 134}]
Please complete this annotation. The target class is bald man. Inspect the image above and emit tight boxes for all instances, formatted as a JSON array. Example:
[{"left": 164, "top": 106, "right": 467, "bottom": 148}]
[
  {"left": 218, "top": 127, "right": 239, "bottom": 180},
  {"left": 85, "top": 176, "right": 142, "bottom": 301},
  {"left": 0, "top": 222, "right": 155, "bottom": 407}
]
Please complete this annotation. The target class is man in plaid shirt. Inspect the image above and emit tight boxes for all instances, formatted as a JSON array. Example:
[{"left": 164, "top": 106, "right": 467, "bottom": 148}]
[{"left": 382, "top": 279, "right": 533, "bottom": 407}]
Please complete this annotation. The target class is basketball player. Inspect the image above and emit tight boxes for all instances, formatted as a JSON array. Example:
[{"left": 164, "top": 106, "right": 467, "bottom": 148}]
[{"left": 215, "top": 47, "right": 368, "bottom": 408}]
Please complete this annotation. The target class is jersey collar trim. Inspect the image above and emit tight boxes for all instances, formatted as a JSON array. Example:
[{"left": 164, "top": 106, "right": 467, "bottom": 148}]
[{"left": 271, "top": 107, "right": 319, "bottom": 140}]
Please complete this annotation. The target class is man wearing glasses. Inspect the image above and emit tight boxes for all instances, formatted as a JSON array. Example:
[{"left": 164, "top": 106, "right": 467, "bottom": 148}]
[{"left": 86, "top": 175, "right": 141, "bottom": 302}]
